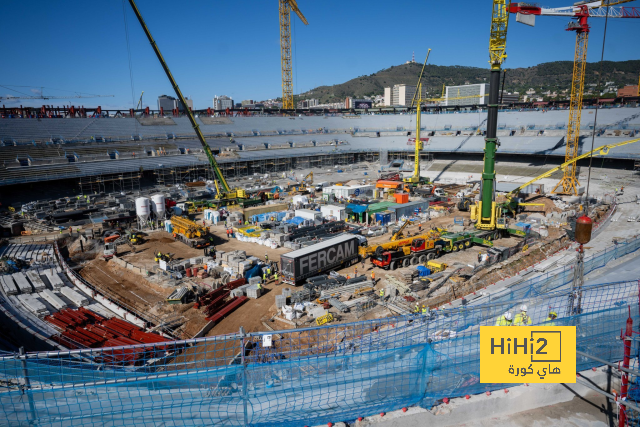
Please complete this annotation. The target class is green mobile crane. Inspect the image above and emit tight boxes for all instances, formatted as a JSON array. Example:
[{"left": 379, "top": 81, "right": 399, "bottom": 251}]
[
  {"left": 128, "top": 0, "right": 245, "bottom": 203},
  {"left": 470, "top": 0, "right": 510, "bottom": 232}
]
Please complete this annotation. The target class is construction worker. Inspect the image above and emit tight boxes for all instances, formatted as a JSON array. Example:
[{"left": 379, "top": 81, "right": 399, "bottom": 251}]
[
  {"left": 256, "top": 282, "right": 262, "bottom": 290},
  {"left": 495, "top": 311, "right": 513, "bottom": 326},
  {"left": 514, "top": 305, "right": 531, "bottom": 326},
  {"left": 361, "top": 259, "right": 365, "bottom": 270},
  {"left": 354, "top": 267, "right": 358, "bottom": 277},
  {"left": 414, "top": 303, "right": 420, "bottom": 314},
  {"left": 421, "top": 305, "right": 427, "bottom": 315},
  {"left": 545, "top": 311, "right": 558, "bottom": 326},
  {"left": 265, "top": 253, "right": 269, "bottom": 262},
  {"left": 346, "top": 275, "right": 350, "bottom": 280},
  {"left": 267, "top": 267, "right": 271, "bottom": 278},
  {"left": 262, "top": 272, "right": 267, "bottom": 284},
  {"left": 379, "top": 288, "right": 385, "bottom": 299},
  {"left": 274, "top": 272, "right": 279, "bottom": 285},
  {"left": 371, "top": 271, "right": 376, "bottom": 284}
]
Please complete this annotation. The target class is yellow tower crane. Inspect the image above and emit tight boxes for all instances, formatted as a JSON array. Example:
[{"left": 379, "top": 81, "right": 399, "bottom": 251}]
[
  {"left": 508, "top": 1, "right": 640, "bottom": 195},
  {"left": 279, "top": 0, "right": 308, "bottom": 110},
  {"left": 403, "top": 49, "right": 432, "bottom": 186}
]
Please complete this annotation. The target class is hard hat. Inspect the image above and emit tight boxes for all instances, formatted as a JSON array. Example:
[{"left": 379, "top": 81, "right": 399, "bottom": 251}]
[
  {"left": 504, "top": 312, "right": 513, "bottom": 321},
  {"left": 520, "top": 304, "right": 528, "bottom": 312},
  {"left": 422, "top": 305, "right": 425, "bottom": 307},
  {"left": 549, "top": 311, "right": 558, "bottom": 318}
]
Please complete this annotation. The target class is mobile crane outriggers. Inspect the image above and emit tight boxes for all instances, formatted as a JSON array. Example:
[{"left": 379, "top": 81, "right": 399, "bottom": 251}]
[{"left": 128, "top": 0, "right": 245, "bottom": 203}]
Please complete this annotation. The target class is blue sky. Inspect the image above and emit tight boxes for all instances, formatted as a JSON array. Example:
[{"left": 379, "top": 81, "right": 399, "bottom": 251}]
[{"left": 1, "top": 0, "right": 639, "bottom": 109}]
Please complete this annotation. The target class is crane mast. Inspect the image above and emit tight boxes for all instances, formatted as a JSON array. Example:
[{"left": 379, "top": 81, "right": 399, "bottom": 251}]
[
  {"left": 279, "top": 0, "right": 308, "bottom": 110},
  {"left": 404, "top": 48, "right": 431, "bottom": 185},
  {"left": 473, "top": 0, "right": 510, "bottom": 230},
  {"left": 127, "top": 0, "right": 231, "bottom": 195}
]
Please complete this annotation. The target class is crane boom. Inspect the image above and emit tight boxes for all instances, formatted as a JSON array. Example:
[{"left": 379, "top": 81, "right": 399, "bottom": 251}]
[
  {"left": 127, "top": 0, "right": 230, "bottom": 194},
  {"left": 474, "top": 0, "right": 511, "bottom": 231},
  {"left": 506, "top": 137, "right": 640, "bottom": 198},
  {"left": 404, "top": 49, "right": 432, "bottom": 185}
]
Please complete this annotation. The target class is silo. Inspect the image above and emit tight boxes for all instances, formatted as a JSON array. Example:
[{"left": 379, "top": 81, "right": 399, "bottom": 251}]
[
  {"left": 151, "top": 194, "right": 166, "bottom": 219},
  {"left": 135, "top": 197, "right": 151, "bottom": 228}
]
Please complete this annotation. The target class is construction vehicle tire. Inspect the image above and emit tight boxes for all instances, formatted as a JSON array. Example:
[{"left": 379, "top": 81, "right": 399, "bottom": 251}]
[
  {"left": 493, "top": 232, "right": 500, "bottom": 240},
  {"left": 452, "top": 245, "right": 458, "bottom": 252},
  {"left": 375, "top": 246, "right": 384, "bottom": 256},
  {"left": 419, "top": 254, "right": 428, "bottom": 263},
  {"left": 410, "top": 256, "right": 419, "bottom": 266},
  {"left": 402, "top": 258, "right": 410, "bottom": 268},
  {"left": 427, "top": 252, "right": 436, "bottom": 261},
  {"left": 458, "top": 243, "right": 465, "bottom": 251},
  {"left": 390, "top": 261, "right": 397, "bottom": 271},
  {"left": 465, "top": 240, "right": 471, "bottom": 247}
]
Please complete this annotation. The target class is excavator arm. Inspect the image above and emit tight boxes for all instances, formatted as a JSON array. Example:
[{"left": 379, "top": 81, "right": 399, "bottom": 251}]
[{"left": 128, "top": 0, "right": 231, "bottom": 195}]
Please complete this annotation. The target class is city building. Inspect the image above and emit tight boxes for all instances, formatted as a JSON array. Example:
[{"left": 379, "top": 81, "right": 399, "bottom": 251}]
[
  {"left": 618, "top": 85, "right": 639, "bottom": 97},
  {"left": 157, "top": 95, "right": 176, "bottom": 112},
  {"left": 157, "top": 95, "right": 192, "bottom": 112},
  {"left": 213, "top": 95, "right": 234, "bottom": 110},
  {"left": 383, "top": 84, "right": 429, "bottom": 107},
  {"left": 241, "top": 100, "right": 254, "bottom": 106},
  {"left": 297, "top": 99, "right": 319, "bottom": 109},
  {"left": 445, "top": 83, "right": 489, "bottom": 106},
  {"left": 500, "top": 92, "right": 520, "bottom": 104}
]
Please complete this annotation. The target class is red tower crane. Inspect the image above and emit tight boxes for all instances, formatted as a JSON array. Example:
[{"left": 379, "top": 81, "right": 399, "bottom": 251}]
[{"left": 509, "top": 1, "right": 640, "bottom": 195}]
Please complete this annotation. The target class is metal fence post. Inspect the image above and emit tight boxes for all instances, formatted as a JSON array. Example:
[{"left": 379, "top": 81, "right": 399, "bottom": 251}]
[
  {"left": 18, "top": 347, "right": 37, "bottom": 424},
  {"left": 240, "top": 327, "right": 249, "bottom": 426},
  {"left": 620, "top": 307, "right": 633, "bottom": 427}
]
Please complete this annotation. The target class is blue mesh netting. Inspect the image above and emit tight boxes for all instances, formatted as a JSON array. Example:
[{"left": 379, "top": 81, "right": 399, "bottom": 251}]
[{"left": 0, "top": 236, "right": 639, "bottom": 426}]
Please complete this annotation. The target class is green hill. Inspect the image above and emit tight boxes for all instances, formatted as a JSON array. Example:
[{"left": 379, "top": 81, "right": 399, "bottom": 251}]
[{"left": 300, "top": 60, "right": 640, "bottom": 103}]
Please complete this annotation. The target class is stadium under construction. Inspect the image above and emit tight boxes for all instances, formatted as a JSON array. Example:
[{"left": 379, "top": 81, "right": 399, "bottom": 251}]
[{"left": 2, "top": 0, "right": 640, "bottom": 426}]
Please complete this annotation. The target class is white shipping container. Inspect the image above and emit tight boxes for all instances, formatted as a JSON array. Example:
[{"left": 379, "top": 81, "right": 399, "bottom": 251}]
[
  {"left": 59, "top": 286, "right": 90, "bottom": 307},
  {"left": 39, "top": 289, "right": 68, "bottom": 310},
  {"left": 17, "top": 294, "right": 49, "bottom": 316},
  {"left": 26, "top": 271, "right": 46, "bottom": 292},
  {"left": 320, "top": 205, "right": 346, "bottom": 221},
  {"left": 12, "top": 273, "right": 33, "bottom": 294}
]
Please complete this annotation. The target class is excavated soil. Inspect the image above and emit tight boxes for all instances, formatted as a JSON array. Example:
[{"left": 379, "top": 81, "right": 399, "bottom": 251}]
[{"left": 78, "top": 257, "right": 209, "bottom": 339}]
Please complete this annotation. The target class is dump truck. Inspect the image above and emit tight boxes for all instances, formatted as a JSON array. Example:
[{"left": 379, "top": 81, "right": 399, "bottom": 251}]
[{"left": 280, "top": 234, "right": 362, "bottom": 285}]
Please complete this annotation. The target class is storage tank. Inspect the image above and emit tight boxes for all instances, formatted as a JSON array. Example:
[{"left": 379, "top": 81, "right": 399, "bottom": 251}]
[
  {"left": 151, "top": 194, "right": 166, "bottom": 217},
  {"left": 136, "top": 197, "right": 151, "bottom": 227}
]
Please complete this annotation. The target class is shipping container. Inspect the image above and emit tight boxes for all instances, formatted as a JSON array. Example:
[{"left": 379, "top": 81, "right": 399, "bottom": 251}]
[{"left": 280, "top": 234, "right": 362, "bottom": 285}]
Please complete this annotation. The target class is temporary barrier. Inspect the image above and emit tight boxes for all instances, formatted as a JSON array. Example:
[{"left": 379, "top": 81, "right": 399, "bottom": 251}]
[{"left": 1, "top": 236, "right": 640, "bottom": 426}]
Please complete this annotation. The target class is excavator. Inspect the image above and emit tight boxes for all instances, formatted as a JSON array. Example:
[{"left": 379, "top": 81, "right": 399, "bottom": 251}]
[{"left": 128, "top": 0, "right": 245, "bottom": 205}]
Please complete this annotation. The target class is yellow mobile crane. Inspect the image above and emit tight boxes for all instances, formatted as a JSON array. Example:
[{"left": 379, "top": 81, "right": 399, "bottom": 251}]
[
  {"left": 128, "top": 0, "right": 245, "bottom": 203},
  {"left": 404, "top": 49, "right": 432, "bottom": 186}
]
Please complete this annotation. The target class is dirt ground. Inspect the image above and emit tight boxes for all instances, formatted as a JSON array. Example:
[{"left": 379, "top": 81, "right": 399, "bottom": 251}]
[
  {"left": 78, "top": 257, "right": 209, "bottom": 338},
  {"left": 119, "top": 231, "right": 206, "bottom": 272}
]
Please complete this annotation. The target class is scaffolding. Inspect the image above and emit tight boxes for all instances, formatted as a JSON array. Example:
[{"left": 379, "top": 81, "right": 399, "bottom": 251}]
[
  {"left": 78, "top": 170, "right": 141, "bottom": 194},
  {"left": 153, "top": 163, "right": 214, "bottom": 186}
]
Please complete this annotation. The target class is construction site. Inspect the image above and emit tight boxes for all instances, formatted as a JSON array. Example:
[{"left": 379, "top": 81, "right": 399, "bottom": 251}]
[{"left": 1, "top": 1, "right": 640, "bottom": 426}]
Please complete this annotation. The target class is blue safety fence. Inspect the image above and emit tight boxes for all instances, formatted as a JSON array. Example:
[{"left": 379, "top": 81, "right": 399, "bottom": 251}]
[
  {"left": 478, "top": 235, "right": 640, "bottom": 306},
  {"left": 0, "top": 276, "right": 639, "bottom": 427}
]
